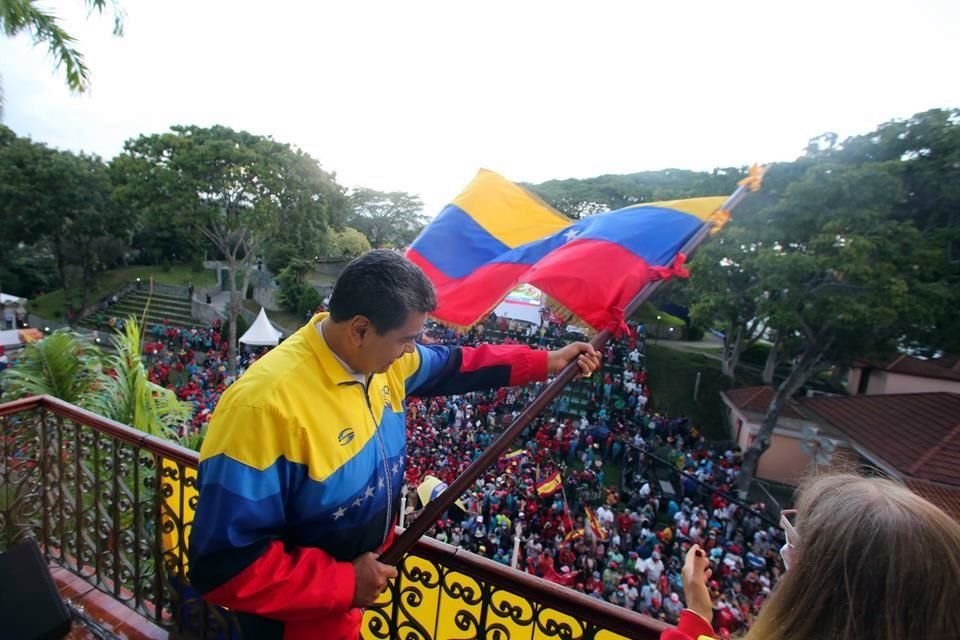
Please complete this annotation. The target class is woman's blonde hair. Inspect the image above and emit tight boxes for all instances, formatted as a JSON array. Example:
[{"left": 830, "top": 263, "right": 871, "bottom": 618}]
[{"left": 743, "top": 473, "right": 960, "bottom": 640}]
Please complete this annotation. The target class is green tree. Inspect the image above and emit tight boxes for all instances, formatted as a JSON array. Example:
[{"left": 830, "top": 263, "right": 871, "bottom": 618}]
[
  {"left": 0, "top": 0, "right": 124, "bottom": 114},
  {"left": 347, "top": 188, "right": 427, "bottom": 248},
  {"left": 112, "top": 125, "right": 344, "bottom": 377},
  {"left": 331, "top": 226, "right": 371, "bottom": 259},
  {"left": 804, "top": 109, "right": 960, "bottom": 353},
  {"left": 528, "top": 168, "right": 744, "bottom": 218},
  {"left": 735, "top": 161, "right": 950, "bottom": 492},
  {"left": 0, "top": 127, "right": 129, "bottom": 312},
  {"left": 687, "top": 227, "right": 766, "bottom": 380}
]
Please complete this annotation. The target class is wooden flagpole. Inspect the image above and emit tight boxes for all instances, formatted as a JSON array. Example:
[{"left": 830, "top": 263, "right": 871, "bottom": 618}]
[{"left": 380, "top": 167, "right": 763, "bottom": 565}]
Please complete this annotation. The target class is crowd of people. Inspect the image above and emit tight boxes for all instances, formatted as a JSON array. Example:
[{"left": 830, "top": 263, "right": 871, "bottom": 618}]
[
  {"left": 140, "top": 320, "right": 267, "bottom": 436},
  {"left": 404, "top": 315, "right": 784, "bottom": 635},
  {"left": 135, "top": 310, "right": 781, "bottom": 634}
]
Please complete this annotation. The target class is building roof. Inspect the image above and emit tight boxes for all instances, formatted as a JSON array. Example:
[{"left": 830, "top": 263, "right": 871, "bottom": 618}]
[
  {"left": 801, "top": 393, "right": 960, "bottom": 487},
  {"left": 722, "top": 386, "right": 806, "bottom": 420},
  {"left": 724, "top": 387, "right": 960, "bottom": 518},
  {"left": 903, "top": 478, "right": 960, "bottom": 523},
  {"left": 855, "top": 354, "right": 960, "bottom": 383}
]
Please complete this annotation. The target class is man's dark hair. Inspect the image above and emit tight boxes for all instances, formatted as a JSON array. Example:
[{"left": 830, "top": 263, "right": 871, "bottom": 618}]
[{"left": 328, "top": 250, "right": 437, "bottom": 333}]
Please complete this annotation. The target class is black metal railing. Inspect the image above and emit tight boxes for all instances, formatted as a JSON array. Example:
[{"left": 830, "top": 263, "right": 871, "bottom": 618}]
[{"left": 0, "top": 396, "right": 668, "bottom": 640}]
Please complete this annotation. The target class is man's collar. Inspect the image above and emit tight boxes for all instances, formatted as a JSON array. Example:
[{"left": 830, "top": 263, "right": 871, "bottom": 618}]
[{"left": 304, "top": 312, "right": 365, "bottom": 386}]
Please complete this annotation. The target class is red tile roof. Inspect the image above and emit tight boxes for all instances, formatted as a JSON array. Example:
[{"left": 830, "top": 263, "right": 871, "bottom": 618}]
[
  {"left": 903, "top": 478, "right": 960, "bottom": 523},
  {"left": 801, "top": 393, "right": 960, "bottom": 487},
  {"left": 855, "top": 354, "right": 960, "bottom": 382},
  {"left": 722, "top": 386, "right": 806, "bottom": 420}
]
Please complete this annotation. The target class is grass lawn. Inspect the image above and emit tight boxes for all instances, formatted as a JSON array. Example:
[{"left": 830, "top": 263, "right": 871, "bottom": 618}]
[
  {"left": 567, "top": 457, "right": 622, "bottom": 489},
  {"left": 644, "top": 344, "right": 732, "bottom": 441},
  {"left": 631, "top": 302, "right": 685, "bottom": 330},
  {"left": 29, "top": 265, "right": 216, "bottom": 320}
]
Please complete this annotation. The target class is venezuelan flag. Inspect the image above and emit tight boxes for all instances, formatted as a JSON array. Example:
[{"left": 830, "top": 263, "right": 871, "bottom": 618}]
[
  {"left": 407, "top": 169, "right": 728, "bottom": 332},
  {"left": 536, "top": 470, "right": 563, "bottom": 497}
]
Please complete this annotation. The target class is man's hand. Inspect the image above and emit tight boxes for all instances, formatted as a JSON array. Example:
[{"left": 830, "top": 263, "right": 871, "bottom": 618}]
[
  {"left": 351, "top": 552, "right": 398, "bottom": 608},
  {"left": 547, "top": 342, "right": 601, "bottom": 378}
]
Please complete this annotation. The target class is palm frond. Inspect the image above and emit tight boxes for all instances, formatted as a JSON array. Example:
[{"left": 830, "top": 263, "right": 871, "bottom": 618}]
[
  {"left": 91, "top": 316, "right": 190, "bottom": 439},
  {"left": 0, "top": 330, "right": 106, "bottom": 409}
]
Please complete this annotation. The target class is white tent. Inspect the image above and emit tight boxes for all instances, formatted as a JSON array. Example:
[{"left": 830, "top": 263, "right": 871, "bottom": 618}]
[
  {"left": 239, "top": 307, "right": 283, "bottom": 346},
  {"left": 1, "top": 292, "right": 26, "bottom": 306}
]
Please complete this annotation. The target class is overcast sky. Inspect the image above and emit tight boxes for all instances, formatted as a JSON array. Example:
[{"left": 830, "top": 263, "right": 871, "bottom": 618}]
[{"left": 2, "top": 0, "right": 958, "bottom": 215}]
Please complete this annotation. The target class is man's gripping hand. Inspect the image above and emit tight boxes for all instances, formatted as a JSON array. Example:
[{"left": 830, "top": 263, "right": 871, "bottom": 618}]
[
  {"left": 351, "top": 552, "right": 398, "bottom": 608},
  {"left": 547, "top": 342, "right": 601, "bottom": 378}
]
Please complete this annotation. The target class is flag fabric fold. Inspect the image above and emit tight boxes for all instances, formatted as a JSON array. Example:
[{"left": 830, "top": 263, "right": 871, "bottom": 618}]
[
  {"left": 585, "top": 506, "right": 608, "bottom": 541},
  {"left": 535, "top": 470, "right": 563, "bottom": 497},
  {"left": 562, "top": 528, "right": 584, "bottom": 545},
  {"left": 407, "top": 169, "right": 728, "bottom": 332}
]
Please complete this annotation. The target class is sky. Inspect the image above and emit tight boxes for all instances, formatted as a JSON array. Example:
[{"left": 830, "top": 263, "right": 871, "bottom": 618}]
[{"left": 2, "top": 0, "right": 959, "bottom": 216}]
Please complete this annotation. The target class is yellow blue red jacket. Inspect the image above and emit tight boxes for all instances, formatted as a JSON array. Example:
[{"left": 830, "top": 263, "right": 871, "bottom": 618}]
[{"left": 188, "top": 313, "right": 548, "bottom": 640}]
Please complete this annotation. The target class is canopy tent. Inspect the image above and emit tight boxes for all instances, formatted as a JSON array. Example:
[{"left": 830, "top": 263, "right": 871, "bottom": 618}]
[
  {"left": 0, "top": 328, "right": 43, "bottom": 348},
  {"left": 1, "top": 292, "right": 26, "bottom": 306},
  {"left": 492, "top": 284, "right": 543, "bottom": 325},
  {"left": 239, "top": 308, "right": 283, "bottom": 346}
]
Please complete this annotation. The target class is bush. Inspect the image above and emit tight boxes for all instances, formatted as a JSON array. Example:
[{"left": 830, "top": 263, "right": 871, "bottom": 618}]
[
  {"left": 190, "top": 255, "right": 205, "bottom": 273},
  {"left": 686, "top": 325, "right": 705, "bottom": 341},
  {"left": 299, "top": 287, "right": 323, "bottom": 317}
]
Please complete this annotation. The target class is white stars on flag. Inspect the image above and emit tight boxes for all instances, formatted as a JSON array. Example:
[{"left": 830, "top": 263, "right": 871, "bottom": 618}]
[{"left": 335, "top": 483, "right": 380, "bottom": 520}]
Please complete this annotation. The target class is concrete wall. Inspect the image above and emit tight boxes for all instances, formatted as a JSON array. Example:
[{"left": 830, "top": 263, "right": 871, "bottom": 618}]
[
  {"left": 253, "top": 286, "right": 278, "bottom": 311},
  {"left": 314, "top": 261, "right": 348, "bottom": 277},
  {"left": 727, "top": 403, "right": 849, "bottom": 485},
  {"left": 192, "top": 299, "right": 225, "bottom": 325},
  {"left": 847, "top": 366, "right": 960, "bottom": 395},
  {"left": 867, "top": 370, "right": 960, "bottom": 395}
]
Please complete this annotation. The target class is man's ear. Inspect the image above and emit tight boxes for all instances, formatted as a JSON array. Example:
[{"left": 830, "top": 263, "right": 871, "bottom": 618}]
[{"left": 348, "top": 316, "right": 371, "bottom": 346}]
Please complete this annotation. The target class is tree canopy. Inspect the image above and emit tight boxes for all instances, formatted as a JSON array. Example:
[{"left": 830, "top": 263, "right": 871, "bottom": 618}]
[
  {"left": 347, "top": 188, "right": 427, "bottom": 248},
  {"left": 0, "top": 126, "right": 129, "bottom": 309},
  {"left": 0, "top": 0, "right": 125, "bottom": 114},
  {"left": 111, "top": 124, "right": 347, "bottom": 376},
  {"left": 526, "top": 108, "right": 960, "bottom": 491}
]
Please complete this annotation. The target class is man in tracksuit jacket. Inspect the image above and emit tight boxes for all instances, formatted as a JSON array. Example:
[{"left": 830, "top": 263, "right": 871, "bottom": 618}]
[{"left": 188, "top": 250, "right": 600, "bottom": 640}]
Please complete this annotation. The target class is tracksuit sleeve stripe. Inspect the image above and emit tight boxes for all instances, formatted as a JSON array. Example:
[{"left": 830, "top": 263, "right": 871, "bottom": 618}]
[{"left": 406, "top": 343, "right": 548, "bottom": 397}]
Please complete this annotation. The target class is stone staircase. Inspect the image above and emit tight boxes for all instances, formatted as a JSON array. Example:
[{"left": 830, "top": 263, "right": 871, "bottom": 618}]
[{"left": 81, "top": 289, "right": 200, "bottom": 330}]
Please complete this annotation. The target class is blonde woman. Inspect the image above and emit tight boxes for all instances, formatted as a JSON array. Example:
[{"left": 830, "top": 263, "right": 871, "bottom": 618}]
[{"left": 663, "top": 473, "right": 960, "bottom": 640}]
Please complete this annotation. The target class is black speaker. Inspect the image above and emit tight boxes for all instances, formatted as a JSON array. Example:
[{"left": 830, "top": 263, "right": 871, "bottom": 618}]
[{"left": 0, "top": 538, "right": 72, "bottom": 640}]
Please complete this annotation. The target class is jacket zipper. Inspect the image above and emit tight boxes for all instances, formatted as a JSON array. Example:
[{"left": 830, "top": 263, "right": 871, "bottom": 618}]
[{"left": 359, "top": 380, "right": 393, "bottom": 551}]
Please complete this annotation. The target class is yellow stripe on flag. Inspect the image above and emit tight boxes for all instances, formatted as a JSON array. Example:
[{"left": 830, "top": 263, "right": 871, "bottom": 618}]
[
  {"left": 536, "top": 471, "right": 562, "bottom": 497},
  {"left": 639, "top": 196, "right": 728, "bottom": 223},
  {"left": 452, "top": 169, "right": 571, "bottom": 248}
]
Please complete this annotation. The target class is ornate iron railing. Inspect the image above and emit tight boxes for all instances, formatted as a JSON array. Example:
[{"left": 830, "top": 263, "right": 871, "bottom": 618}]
[{"left": 0, "top": 396, "right": 668, "bottom": 640}]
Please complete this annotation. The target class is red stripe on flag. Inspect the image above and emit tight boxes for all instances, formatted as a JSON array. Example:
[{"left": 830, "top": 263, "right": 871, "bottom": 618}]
[
  {"left": 406, "top": 248, "right": 455, "bottom": 288},
  {"left": 410, "top": 239, "right": 676, "bottom": 332}
]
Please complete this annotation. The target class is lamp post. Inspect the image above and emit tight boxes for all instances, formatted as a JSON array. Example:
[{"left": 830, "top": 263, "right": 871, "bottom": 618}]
[{"left": 655, "top": 314, "right": 662, "bottom": 344}]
